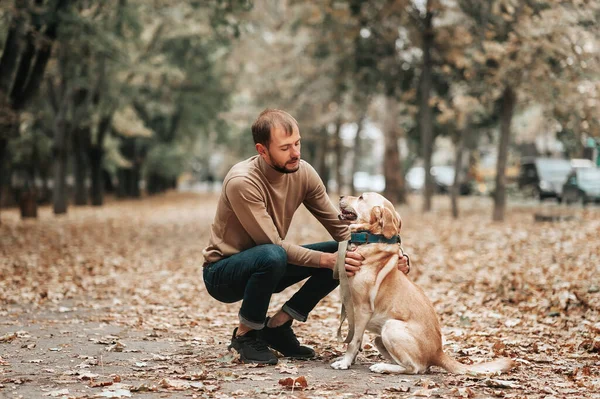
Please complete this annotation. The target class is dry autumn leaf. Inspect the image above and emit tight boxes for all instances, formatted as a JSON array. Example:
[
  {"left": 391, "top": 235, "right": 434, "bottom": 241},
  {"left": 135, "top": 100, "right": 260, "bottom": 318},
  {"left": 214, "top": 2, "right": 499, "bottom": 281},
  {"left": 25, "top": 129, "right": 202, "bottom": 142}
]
[
  {"left": 278, "top": 376, "right": 308, "bottom": 390},
  {"left": 90, "top": 379, "right": 115, "bottom": 388}
]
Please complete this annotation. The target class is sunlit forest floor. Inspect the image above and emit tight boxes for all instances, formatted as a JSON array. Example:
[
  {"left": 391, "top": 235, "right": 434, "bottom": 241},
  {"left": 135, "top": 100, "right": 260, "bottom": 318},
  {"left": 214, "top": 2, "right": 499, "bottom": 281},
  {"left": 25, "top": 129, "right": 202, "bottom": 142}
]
[{"left": 0, "top": 191, "right": 598, "bottom": 398}]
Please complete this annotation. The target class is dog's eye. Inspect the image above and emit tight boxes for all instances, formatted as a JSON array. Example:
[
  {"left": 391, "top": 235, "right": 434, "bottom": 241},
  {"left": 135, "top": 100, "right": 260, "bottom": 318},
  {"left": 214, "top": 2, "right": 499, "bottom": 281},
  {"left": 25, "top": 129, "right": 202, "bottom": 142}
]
[{"left": 359, "top": 195, "right": 363, "bottom": 200}]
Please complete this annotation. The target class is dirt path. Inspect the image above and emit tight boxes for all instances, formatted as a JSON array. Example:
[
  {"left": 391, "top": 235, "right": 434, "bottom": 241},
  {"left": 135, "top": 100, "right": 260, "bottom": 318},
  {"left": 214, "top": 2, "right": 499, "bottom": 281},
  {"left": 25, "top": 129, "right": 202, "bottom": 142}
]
[{"left": 1, "top": 192, "right": 598, "bottom": 398}]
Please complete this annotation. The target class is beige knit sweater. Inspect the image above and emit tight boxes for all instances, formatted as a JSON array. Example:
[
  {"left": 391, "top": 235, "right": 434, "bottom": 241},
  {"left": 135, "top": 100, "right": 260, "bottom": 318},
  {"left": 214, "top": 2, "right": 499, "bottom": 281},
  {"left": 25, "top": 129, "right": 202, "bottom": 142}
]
[{"left": 202, "top": 155, "right": 350, "bottom": 267}]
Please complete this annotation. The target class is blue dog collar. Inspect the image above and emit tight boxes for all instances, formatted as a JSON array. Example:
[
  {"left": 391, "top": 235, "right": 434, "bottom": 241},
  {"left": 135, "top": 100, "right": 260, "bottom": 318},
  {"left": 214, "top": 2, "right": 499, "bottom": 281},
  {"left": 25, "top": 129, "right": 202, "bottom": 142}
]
[{"left": 350, "top": 231, "right": 401, "bottom": 245}]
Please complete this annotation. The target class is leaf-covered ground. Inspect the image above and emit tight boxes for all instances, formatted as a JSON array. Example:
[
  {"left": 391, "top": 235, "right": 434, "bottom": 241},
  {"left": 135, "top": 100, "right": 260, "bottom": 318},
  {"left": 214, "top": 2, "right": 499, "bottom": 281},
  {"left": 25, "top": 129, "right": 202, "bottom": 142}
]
[{"left": 0, "top": 192, "right": 598, "bottom": 398}]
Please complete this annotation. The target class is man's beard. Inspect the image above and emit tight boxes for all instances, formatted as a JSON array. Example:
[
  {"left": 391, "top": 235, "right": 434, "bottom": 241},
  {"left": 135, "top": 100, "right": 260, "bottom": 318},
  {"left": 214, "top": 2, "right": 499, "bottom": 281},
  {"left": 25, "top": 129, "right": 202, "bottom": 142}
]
[{"left": 268, "top": 153, "right": 300, "bottom": 174}]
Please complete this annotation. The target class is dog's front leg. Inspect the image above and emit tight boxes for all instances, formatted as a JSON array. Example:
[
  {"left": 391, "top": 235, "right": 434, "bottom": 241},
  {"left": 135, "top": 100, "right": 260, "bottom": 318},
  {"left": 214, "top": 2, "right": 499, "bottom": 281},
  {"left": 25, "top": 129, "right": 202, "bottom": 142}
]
[{"left": 331, "top": 307, "right": 372, "bottom": 370}]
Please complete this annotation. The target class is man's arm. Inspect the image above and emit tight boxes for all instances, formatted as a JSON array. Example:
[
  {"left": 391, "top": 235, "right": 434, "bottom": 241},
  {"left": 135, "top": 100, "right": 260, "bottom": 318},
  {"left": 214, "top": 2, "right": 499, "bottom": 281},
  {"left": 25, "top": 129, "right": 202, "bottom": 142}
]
[{"left": 226, "top": 177, "right": 323, "bottom": 267}]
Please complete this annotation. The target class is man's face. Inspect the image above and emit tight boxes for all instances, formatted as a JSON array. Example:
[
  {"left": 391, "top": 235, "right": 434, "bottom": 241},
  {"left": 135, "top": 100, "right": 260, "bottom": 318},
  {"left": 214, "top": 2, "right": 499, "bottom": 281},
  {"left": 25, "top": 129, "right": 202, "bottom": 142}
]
[{"left": 257, "top": 126, "right": 301, "bottom": 174}]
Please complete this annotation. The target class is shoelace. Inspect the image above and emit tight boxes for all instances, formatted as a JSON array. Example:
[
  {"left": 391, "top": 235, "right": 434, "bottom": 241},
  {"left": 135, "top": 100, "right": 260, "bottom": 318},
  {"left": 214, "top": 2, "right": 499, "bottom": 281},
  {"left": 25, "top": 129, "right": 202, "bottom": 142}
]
[{"left": 243, "top": 335, "right": 270, "bottom": 351}]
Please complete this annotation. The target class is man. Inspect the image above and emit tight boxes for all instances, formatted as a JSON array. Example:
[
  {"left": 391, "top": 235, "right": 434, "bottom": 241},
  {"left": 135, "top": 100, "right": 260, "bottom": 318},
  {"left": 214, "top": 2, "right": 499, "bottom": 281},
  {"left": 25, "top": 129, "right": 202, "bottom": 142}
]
[{"left": 202, "top": 109, "right": 409, "bottom": 365}]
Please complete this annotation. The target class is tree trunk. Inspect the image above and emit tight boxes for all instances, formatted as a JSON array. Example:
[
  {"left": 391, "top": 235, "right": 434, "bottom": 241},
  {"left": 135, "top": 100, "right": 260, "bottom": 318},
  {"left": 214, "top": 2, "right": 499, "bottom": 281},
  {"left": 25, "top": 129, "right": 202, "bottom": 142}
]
[
  {"left": 39, "top": 166, "right": 51, "bottom": 204},
  {"left": 0, "top": 138, "right": 6, "bottom": 224},
  {"left": 53, "top": 113, "right": 69, "bottom": 215},
  {"left": 117, "top": 168, "right": 128, "bottom": 198},
  {"left": 493, "top": 85, "right": 516, "bottom": 221},
  {"left": 147, "top": 174, "right": 157, "bottom": 195},
  {"left": 73, "top": 128, "right": 90, "bottom": 205},
  {"left": 451, "top": 131, "right": 466, "bottom": 219},
  {"left": 383, "top": 96, "right": 406, "bottom": 204},
  {"left": 419, "top": 3, "right": 435, "bottom": 212},
  {"left": 12, "top": 0, "right": 68, "bottom": 111},
  {"left": 19, "top": 190, "right": 37, "bottom": 218},
  {"left": 130, "top": 164, "right": 141, "bottom": 198},
  {"left": 314, "top": 130, "right": 330, "bottom": 189},
  {"left": 0, "top": 0, "right": 26, "bottom": 95},
  {"left": 333, "top": 118, "right": 343, "bottom": 195},
  {"left": 21, "top": 135, "right": 40, "bottom": 219},
  {"left": 116, "top": 138, "right": 141, "bottom": 198},
  {"left": 147, "top": 173, "right": 171, "bottom": 195},
  {"left": 89, "top": 146, "right": 104, "bottom": 206},
  {"left": 89, "top": 114, "right": 111, "bottom": 206},
  {"left": 351, "top": 113, "right": 367, "bottom": 196}
]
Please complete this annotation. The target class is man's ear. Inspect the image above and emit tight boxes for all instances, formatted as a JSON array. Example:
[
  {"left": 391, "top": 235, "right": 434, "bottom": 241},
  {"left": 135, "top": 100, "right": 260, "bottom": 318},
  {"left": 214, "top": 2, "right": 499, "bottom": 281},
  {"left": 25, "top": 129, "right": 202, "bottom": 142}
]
[
  {"left": 256, "top": 143, "right": 267, "bottom": 157},
  {"left": 381, "top": 207, "right": 400, "bottom": 239}
]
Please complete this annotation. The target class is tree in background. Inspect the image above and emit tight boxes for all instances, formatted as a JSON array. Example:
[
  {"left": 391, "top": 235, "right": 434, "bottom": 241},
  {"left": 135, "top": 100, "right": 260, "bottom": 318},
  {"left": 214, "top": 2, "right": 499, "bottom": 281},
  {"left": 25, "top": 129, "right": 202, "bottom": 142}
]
[
  {"left": 0, "top": 0, "right": 250, "bottom": 220},
  {"left": 457, "top": 0, "right": 600, "bottom": 221},
  {"left": 0, "top": 0, "right": 69, "bottom": 219}
]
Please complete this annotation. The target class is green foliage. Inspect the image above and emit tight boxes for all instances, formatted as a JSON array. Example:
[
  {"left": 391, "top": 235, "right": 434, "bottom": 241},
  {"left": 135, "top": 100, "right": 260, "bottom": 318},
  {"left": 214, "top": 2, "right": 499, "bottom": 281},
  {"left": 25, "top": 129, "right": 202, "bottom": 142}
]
[
  {"left": 144, "top": 143, "right": 187, "bottom": 180},
  {"left": 103, "top": 134, "right": 132, "bottom": 175},
  {"left": 209, "top": 0, "right": 253, "bottom": 39}
]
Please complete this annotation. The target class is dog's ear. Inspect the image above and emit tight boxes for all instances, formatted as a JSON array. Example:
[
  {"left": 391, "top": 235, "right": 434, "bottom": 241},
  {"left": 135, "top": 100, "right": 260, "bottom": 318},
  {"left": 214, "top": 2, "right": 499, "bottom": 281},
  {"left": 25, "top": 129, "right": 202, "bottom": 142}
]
[
  {"left": 381, "top": 207, "right": 400, "bottom": 239},
  {"left": 369, "top": 206, "right": 382, "bottom": 226}
]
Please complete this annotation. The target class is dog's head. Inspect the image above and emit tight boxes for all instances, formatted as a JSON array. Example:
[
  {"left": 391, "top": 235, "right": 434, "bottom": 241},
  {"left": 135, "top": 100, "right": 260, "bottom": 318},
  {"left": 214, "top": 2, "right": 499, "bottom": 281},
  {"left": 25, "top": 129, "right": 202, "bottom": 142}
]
[{"left": 338, "top": 192, "right": 402, "bottom": 239}]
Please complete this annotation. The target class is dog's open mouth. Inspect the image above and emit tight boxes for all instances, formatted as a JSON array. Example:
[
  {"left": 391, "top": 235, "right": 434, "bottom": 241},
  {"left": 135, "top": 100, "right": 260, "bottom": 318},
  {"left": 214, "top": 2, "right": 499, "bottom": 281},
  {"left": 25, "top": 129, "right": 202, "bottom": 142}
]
[{"left": 339, "top": 208, "right": 357, "bottom": 221}]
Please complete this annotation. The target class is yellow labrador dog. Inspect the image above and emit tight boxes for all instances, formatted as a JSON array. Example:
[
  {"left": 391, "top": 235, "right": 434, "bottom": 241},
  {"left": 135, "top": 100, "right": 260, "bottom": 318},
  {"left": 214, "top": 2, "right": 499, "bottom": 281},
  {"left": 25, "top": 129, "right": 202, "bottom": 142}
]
[{"left": 332, "top": 192, "right": 513, "bottom": 375}]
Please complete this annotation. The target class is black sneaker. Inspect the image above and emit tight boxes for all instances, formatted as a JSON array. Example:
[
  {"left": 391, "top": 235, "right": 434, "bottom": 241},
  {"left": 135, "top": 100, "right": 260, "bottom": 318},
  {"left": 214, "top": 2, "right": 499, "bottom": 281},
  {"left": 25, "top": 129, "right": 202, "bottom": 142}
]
[
  {"left": 228, "top": 328, "right": 278, "bottom": 365},
  {"left": 259, "top": 318, "right": 316, "bottom": 359}
]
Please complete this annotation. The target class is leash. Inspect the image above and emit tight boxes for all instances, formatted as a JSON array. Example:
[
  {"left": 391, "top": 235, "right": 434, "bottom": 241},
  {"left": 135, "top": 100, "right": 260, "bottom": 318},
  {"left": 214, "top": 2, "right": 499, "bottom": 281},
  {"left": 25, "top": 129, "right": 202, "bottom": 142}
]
[{"left": 332, "top": 240, "right": 355, "bottom": 343}]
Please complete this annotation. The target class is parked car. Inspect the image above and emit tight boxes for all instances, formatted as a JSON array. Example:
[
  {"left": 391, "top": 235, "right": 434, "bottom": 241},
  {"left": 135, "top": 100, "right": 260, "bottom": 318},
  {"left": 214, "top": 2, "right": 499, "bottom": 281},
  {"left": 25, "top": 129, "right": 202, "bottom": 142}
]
[
  {"left": 561, "top": 167, "right": 600, "bottom": 205},
  {"left": 570, "top": 158, "right": 596, "bottom": 169},
  {"left": 517, "top": 157, "right": 572, "bottom": 201},
  {"left": 405, "top": 166, "right": 472, "bottom": 195}
]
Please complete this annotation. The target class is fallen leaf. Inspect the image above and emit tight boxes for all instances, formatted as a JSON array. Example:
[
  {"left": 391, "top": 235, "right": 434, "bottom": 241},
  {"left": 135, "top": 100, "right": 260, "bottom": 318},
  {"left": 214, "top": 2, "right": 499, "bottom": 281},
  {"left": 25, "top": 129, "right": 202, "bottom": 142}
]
[
  {"left": 0, "top": 333, "right": 17, "bottom": 343},
  {"left": 90, "top": 379, "right": 114, "bottom": 388},
  {"left": 278, "top": 376, "right": 308, "bottom": 390},
  {"left": 44, "top": 389, "right": 70, "bottom": 397},
  {"left": 78, "top": 371, "right": 100, "bottom": 380},
  {"left": 276, "top": 363, "right": 299, "bottom": 374},
  {"left": 385, "top": 385, "right": 410, "bottom": 393},
  {"left": 413, "top": 388, "right": 438, "bottom": 397},
  {"left": 159, "top": 378, "right": 190, "bottom": 390},
  {"left": 94, "top": 389, "right": 132, "bottom": 398},
  {"left": 106, "top": 341, "right": 126, "bottom": 352},
  {"left": 130, "top": 383, "right": 158, "bottom": 392},
  {"left": 484, "top": 379, "right": 521, "bottom": 389},
  {"left": 451, "top": 387, "right": 476, "bottom": 398}
]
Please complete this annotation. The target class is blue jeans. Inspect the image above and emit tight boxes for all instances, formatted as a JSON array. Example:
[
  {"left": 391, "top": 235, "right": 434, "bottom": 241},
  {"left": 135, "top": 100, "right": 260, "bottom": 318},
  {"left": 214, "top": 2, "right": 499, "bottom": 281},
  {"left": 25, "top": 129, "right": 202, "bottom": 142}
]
[{"left": 202, "top": 241, "right": 339, "bottom": 329}]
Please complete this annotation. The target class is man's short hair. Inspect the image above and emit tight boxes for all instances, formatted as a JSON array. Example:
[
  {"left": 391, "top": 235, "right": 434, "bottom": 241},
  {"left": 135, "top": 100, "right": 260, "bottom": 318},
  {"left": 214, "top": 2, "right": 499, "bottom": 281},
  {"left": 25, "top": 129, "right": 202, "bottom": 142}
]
[{"left": 251, "top": 109, "right": 299, "bottom": 146}]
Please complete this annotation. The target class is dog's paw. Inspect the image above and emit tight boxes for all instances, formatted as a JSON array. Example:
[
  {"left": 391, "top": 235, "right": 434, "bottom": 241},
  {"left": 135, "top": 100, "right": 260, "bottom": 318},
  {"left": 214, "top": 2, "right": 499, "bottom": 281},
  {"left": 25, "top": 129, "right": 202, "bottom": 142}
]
[
  {"left": 331, "top": 358, "right": 351, "bottom": 370},
  {"left": 370, "top": 363, "right": 393, "bottom": 374}
]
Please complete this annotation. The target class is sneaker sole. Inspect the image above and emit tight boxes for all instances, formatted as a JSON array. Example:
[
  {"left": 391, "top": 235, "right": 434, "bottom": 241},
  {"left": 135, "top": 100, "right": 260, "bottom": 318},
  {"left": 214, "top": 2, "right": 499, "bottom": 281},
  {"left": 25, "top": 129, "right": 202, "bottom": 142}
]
[
  {"left": 228, "top": 345, "right": 278, "bottom": 365},
  {"left": 241, "top": 356, "right": 278, "bottom": 365},
  {"left": 286, "top": 354, "right": 315, "bottom": 360},
  {"left": 271, "top": 348, "right": 316, "bottom": 360}
]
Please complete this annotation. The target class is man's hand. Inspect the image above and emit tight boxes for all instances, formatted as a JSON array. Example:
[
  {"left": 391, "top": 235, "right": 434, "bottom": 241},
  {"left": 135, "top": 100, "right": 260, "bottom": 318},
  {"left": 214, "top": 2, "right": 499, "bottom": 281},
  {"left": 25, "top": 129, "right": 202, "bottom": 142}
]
[
  {"left": 319, "top": 250, "right": 363, "bottom": 277},
  {"left": 398, "top": 251, "right": 410, "bottom": 275},
  {"left": 344, "top": 250, "right": 363, "bottom": 277}
]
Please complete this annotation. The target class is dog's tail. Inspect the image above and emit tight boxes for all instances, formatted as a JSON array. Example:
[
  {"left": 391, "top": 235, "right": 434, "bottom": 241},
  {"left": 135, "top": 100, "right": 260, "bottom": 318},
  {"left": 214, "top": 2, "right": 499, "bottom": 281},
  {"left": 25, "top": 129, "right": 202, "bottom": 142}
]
[{"left": 435, "top": 352, "right": 514, "bottom": 375}]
